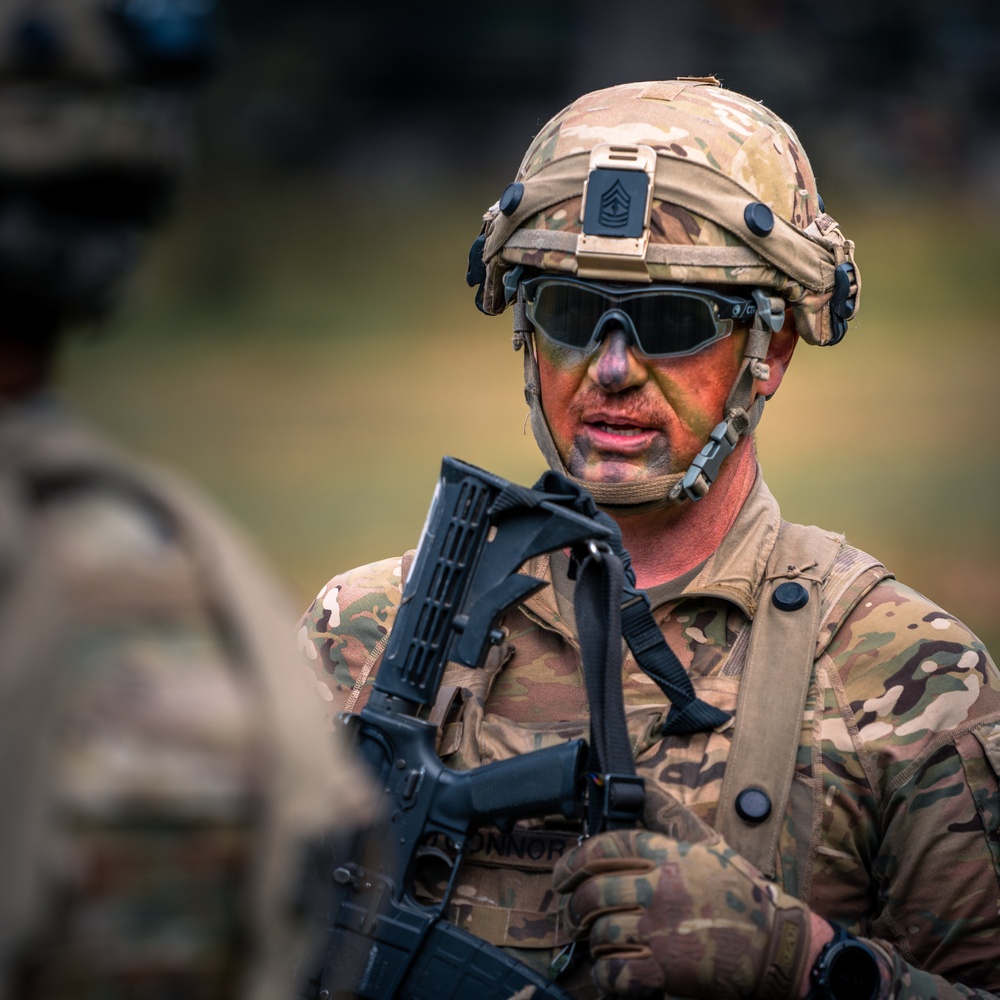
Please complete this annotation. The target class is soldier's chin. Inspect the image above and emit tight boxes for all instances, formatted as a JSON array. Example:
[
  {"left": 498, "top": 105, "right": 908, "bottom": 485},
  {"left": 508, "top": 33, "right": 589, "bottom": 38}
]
[{"left": 566, "top": 454, "right": 672, "bottom": 485}]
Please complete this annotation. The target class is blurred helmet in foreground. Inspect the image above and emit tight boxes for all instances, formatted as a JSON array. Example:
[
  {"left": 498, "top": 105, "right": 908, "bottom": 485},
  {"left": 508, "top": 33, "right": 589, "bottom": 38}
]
[
  {"left": 0, "top": 0, "right": 218, "bottom": 333},
  {"left": 469, "top": 77, "right": 860, "bottom": 346}
]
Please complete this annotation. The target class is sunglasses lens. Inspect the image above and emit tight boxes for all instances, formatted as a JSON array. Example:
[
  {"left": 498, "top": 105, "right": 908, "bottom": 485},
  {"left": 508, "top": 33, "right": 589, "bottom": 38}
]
[
  {"left": 625, "top": 294, "right": 720, "bottom": 355},
  {"left": 529, "top": 281, "right": 725, "bottom": 357},
  {"left": 529, "top": 282, "right": 610, "bottom": 350}
]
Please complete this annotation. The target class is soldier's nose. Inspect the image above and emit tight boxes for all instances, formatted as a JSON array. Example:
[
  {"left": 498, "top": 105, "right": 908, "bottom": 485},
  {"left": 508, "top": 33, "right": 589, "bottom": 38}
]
[{"left": 589, "top": 326, "right": 648, "bottom": 392}]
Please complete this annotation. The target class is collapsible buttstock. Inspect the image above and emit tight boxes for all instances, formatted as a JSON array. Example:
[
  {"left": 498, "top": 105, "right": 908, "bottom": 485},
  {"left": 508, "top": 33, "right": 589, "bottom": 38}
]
[{"left": 305, "top": 457, "right": 617, "bottom": 1000}]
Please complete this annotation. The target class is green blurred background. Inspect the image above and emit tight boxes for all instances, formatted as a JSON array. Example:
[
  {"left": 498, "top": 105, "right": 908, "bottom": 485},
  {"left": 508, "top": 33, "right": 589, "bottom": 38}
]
[{"left": 58, "top": 1, "right": 1000, "bottom": 652}]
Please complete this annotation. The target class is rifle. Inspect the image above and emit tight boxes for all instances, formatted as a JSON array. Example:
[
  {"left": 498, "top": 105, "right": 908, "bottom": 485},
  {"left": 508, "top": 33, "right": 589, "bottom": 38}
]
[{"left": 299, "top": 457, "right": 618, "bottom": 1000}]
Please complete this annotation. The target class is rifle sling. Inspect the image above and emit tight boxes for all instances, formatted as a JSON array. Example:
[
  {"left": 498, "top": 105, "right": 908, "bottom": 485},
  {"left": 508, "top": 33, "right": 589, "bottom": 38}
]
[
  {"left": 573, "top": 544, "right": 644, "bottom": 833},
  {"left": 621, "top": 596, "right": 731, "bottom": 735}
]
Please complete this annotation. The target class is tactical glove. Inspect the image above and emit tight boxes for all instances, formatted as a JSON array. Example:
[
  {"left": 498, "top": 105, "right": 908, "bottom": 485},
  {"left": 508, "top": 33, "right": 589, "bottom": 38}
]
[
  {"left": 641, "top": 783, "right": 719, "bottom": 844},
  {"left": 552, "top": 829, "right": 811, "bottom": 999}
]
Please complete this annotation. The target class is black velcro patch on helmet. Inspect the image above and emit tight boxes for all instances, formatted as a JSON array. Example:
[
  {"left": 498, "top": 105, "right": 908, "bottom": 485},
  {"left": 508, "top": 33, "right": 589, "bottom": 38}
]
[{"left": 582, "top": 169, "right": 648, "bottom": 238}]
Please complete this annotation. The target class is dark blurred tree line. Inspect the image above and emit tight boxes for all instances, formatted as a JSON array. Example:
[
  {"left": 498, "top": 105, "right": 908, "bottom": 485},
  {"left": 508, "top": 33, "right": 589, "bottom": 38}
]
[{"left": 200, "top": 0, "right": 1000, "bottom": 199}]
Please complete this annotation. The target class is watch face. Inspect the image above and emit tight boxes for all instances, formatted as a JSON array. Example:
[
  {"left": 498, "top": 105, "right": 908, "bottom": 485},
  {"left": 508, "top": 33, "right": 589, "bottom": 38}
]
[{"left": 828, "top": 941, "right": 880, "bottom": 1000}]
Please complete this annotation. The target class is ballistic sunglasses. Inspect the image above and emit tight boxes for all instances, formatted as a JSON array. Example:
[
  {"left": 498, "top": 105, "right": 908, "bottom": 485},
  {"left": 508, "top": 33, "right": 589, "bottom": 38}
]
[{"left": 521, "top": 275, "right": 758, "bottom": 358}]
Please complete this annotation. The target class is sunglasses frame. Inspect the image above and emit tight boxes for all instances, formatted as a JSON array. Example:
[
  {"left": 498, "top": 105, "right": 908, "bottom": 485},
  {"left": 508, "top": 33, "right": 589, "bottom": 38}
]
[{"left": 521, "top": 275, "right": 759, "bottom": 359}]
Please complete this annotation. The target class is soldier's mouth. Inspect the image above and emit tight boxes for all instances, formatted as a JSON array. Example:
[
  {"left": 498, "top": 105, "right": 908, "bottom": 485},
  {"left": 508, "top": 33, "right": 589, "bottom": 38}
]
[
  {"left": 593, "top": 422, "right": 646, "bottom": 436},
  {"left": 583, "top": 419, "right": 659, "bottom": 452}
]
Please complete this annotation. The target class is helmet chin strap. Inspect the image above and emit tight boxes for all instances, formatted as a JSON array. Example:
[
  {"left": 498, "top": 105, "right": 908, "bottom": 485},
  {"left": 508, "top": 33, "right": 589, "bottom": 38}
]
[{"left": 515, "top": 287, "right": 785, "bottom": 511}]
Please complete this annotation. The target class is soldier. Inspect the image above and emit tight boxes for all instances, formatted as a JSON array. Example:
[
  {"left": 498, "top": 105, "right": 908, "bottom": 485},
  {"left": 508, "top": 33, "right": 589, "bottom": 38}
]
[
  {"left": 0, "top": 2, "right": 372, "bottom": 998},
  {"left": 300, "top": 79, "right": 1000, "bottom": 999}
]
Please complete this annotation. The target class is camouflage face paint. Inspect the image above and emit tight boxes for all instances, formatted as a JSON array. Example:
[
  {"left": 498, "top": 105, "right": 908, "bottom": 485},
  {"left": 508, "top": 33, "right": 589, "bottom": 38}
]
[{"left": 534, "top": 321, "right": 747, "bottom": 485}]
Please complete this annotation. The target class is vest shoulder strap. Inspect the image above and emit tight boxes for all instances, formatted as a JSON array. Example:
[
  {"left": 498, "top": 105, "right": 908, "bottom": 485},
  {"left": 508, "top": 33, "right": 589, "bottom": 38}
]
[
  {"left": 715, "top": 522, "right": 889, "bottom": 877},
  {"left": 815, "top": 542, "right": 894, "bottom": 659}
]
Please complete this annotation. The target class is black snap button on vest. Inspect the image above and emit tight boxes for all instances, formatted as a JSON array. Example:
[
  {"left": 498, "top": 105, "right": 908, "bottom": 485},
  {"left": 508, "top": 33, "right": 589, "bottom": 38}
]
[
  {"left": 773, "top": 581, "right": 809, "bottom": 611},
  {"left": 499, "top": 182, "right": 524, "bottom": 216},
  {"left": 735, "top": 787, "right": 772, "bottom": 824},
  {"left": 744, "top": 201, "right": 774, "bottom": 236}
]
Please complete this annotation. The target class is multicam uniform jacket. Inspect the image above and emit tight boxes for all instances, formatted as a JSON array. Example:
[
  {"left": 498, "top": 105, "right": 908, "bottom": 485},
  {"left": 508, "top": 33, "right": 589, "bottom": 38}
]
[
  {"left": 0, "top": 396, "right": 368, "bottom": 1000},
  {"left": 299, "top": 472, "right": 1000, "bottom": 1000}
]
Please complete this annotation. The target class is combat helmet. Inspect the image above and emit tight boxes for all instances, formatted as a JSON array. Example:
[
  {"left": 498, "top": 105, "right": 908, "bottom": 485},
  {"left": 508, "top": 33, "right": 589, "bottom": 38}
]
[
  {"left": 467, "top": 78, "right": 861, "bottom": 507},
  {"left": 0, "top": 0, "right": 217, "bottom": 335}
]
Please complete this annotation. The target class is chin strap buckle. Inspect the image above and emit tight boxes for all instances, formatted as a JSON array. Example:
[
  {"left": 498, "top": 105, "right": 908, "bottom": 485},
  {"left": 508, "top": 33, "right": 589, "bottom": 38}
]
[
  {"left": 676, "top": 288, "right": 780, "bottom": 503},
  {"left": 679, "top": 419, "right": 740, "bottom": 501}
]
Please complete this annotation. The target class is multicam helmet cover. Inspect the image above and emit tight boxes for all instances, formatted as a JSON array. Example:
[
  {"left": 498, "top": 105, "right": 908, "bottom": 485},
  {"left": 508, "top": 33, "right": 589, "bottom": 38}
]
[{"left": 472, "top": 77, "right": 860, "bottom": 347}]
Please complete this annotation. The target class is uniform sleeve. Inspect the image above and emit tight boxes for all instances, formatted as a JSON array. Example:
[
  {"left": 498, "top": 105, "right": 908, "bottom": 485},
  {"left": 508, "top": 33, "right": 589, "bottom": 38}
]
[
  {"left": 5, "top": 491, "right": 264, "bottom": 996},
  {"left": 3, "top": 474, "right": 378, "bottom": 1000},
  {"left": 297, "top": 552, "right": 413, "bottom": 722},
  {"left": 822, "top": 579, "right": 1000, "bottom": 999}
]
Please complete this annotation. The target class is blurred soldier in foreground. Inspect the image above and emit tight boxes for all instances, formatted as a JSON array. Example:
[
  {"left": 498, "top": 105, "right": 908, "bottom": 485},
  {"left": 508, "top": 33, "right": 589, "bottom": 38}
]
[
  {"left": 0, "top": 2, "right": 371, "bottom": 998},
  {"left": 300, "top": 79, "right": 1000, "bottom": 999}
]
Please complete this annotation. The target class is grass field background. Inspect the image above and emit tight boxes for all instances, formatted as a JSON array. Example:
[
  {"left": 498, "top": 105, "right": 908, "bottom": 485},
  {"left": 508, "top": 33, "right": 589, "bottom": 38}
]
[{"left": 60, "top": 175, "right": 1000, "bottom": 653}]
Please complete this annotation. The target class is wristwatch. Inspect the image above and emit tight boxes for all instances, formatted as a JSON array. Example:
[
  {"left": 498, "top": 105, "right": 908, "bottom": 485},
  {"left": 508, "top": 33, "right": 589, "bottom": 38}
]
[{"left": 809, "top": 925, "right": 881, "bottom": 1000}]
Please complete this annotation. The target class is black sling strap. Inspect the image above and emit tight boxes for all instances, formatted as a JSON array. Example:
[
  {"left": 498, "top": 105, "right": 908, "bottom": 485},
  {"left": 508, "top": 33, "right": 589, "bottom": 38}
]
[
  {"left": 526, "top": 473, "right": 726, "bottom": 833},
  {"left": 573, "top": 540, "right": 645, "bottom": 833},
  {"left": 532, "top": 472, "right": 729, "bottom": 738},
  {"left": 599, "top": 511, "right": 732, "bottom": 737}
]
